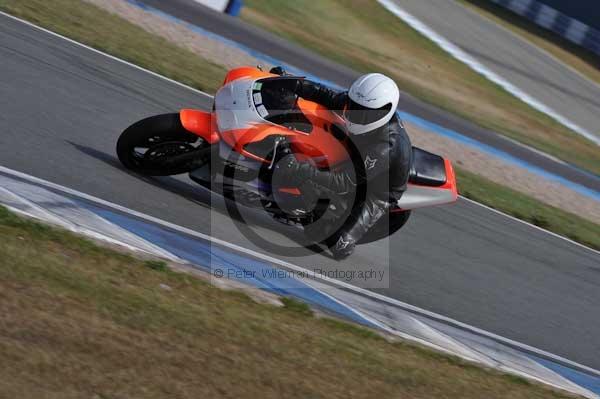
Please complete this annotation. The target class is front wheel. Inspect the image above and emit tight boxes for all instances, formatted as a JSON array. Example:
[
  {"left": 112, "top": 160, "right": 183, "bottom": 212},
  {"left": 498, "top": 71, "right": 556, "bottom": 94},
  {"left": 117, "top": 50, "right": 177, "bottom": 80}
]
[{"left": 117, "top": 113, "right": 206, "bottom": 176}]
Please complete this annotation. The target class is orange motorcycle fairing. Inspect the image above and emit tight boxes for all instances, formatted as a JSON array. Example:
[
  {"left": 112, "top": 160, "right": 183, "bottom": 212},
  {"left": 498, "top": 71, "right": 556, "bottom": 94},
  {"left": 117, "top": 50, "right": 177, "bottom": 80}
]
[
  {"left": 393, "top": 157, "right": 458, "bottom": 212},
  {"left": 222, "top": 66, "right": 276, "bottom": 85},
  {"left": 218, "top": 100, "right": 350, "bottom": 168},
  {"left": 441, "top": 158, "right": 458, "bottom": 200},
  {"left": 408, "top": 158, "right": 457, "bottom": 197},
  {"left": 179, "top": 109, "right": 220, "bottom": 144}
]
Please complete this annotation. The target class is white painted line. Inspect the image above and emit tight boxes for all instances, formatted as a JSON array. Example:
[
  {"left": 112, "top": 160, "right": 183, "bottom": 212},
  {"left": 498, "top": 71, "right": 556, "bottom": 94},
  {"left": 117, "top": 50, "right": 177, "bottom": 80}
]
[
  {"left": 377, "top": 0, "right": 600, "bottom": 146},
  {"left": 457, "top": 1, "right": 600, "bottom": 97},
  {"left": 0, "top": 180, "right": 181, "bottom": 261},
  {"left": 5, "top": 7, "right": 595, "bottom": 174},
  {"left": 459, "top": 195, "right": 600, "bottom": 256},
  {"left": 3, "top": 10, "right": 597, "bottom": 217},
  {"left": 3, "top": 176, "right": 597, "bottom": 399},
  {"left": 0, "top": 11, "right": 212, "bottom": 99},
  {"left": 1, "top": 11, "right": 597, "bottom": 260},
  {"left": 189, "top": 0, "right": 229, "bottom": 13},
  {"left": 0, "top": 186, "right": 74, "bottom": 229},
  {"left": 1, "top": 165, "right": 598, "bottom": 377},
  {"left": 6, "top": 204, "right": 169, "bottom": 256}
]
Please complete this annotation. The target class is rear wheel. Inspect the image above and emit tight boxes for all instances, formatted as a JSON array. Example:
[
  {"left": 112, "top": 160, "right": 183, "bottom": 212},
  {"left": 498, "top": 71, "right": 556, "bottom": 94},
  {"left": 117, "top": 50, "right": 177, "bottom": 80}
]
[{"left": 117, "top": 113, "right": 207, "bottom": 176}]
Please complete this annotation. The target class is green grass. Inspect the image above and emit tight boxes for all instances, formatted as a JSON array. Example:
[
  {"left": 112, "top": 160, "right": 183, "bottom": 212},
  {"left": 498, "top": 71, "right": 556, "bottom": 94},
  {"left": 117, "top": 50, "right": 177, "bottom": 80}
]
[
  {"left": 0, "top": 0, "right": 597, "bottom": 249},
  {"left": 281, "top": 296, "right": 315, "bottom": 316},
  {"left": 240, "top": 0, "right": 600, "bottom": 175},
  {"left": 144, "top": 259, "right": 169, "bottom": 272},
  {"left": 0, "top": 205, "right": 579, "bottom": 399},
  {"left": 0, "top": 0, "right": 225, "bottom": 93},
  {"left": 457, "top": 168, "right": 600, "bottom": 250}
]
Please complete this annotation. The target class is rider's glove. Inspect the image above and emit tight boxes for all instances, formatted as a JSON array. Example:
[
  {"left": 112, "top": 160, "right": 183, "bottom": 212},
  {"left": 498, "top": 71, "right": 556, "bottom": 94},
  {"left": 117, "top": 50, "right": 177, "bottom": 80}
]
[{"left": 269, "top": 66, "right": 288, "bottom": 76}]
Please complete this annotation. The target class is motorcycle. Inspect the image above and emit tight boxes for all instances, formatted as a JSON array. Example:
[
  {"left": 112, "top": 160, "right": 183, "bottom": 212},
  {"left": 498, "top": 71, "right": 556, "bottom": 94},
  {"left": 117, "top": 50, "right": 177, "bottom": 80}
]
[{"left": 117, "top": 66, "right": 457, "bottom": 247}]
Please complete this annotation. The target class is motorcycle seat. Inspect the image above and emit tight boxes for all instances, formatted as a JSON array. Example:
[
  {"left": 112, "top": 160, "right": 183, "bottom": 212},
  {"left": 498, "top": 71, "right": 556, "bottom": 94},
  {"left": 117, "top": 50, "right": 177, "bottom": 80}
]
[{"left": 408, "top": 147, "right": 446, "bottom": 187}]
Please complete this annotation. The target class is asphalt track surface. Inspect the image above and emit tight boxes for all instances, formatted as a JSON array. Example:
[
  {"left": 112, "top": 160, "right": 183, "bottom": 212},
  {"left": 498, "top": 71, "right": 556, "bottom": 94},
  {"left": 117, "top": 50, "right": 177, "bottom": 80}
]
[
  {"left": 397, "top": 0, "right": 600, "bottom": 143},
  {"left": 136, "top": 0, "right": 600, "bottom": 192},
  {"left": 1, "top": 14, "right": 600, "bottom": 369}
]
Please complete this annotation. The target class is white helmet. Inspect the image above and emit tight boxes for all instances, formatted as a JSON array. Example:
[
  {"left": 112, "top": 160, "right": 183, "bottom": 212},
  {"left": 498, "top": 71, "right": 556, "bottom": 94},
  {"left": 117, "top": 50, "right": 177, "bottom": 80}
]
[{"left": 343, "top": 73, "right": 400, "bottom": 135}]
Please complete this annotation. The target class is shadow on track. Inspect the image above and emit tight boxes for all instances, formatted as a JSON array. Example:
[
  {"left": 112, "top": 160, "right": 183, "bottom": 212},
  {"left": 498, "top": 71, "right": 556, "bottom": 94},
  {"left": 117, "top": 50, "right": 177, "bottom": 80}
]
[{"left": 65, "top": 140, "right": 331, "bottom": 258}]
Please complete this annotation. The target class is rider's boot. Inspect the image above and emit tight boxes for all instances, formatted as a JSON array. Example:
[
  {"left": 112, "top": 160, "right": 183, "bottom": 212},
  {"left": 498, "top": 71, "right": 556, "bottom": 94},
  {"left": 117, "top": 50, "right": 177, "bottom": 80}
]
[{"left": 328, "top": 196, "right": 391, "bottom": 260}]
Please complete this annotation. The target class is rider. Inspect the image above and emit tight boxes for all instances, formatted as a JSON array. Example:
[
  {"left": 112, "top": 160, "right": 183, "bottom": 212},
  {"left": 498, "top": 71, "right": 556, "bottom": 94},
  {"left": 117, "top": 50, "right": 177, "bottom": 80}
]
[{"left": 270, "top": 67, "right": 412, "bottom": 260}]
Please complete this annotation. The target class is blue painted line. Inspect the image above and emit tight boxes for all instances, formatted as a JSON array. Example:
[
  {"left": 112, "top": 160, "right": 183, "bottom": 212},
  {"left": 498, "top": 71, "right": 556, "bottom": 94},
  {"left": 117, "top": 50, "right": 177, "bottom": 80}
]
[
  {"left": 529, "top": 355, "right": 600, "bottom": 396},
  {"left": 83, "top": 202, "right": 377, "bottom": 327},
  {"left": 80, "top": 199, "right": 600, "bottom": 394},
  {"left": 91, "top": 203, "right": 600, "bottom": 396},
  {"left": 126, "top": 0, "right": 339, "bottom": 89},
  {"left": 127, "top": 0, "right": 600, "bottom": 201}
]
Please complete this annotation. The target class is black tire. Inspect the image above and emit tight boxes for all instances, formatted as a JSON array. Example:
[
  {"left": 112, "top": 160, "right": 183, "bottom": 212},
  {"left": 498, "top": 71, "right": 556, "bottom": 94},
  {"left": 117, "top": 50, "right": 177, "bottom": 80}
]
[
  {"left": 117, "top": 113, "right": 203, "bottom": 176},
  {"left": 358, "top": 210, "right": 411, "bottom": 245}
]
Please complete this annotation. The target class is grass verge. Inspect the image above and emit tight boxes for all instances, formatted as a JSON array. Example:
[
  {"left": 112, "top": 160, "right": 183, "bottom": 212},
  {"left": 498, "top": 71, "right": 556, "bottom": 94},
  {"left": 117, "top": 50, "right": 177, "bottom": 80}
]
[
  {"left": 240, "top": 0, "right": 600, "bottom": 175},
  {"left": 0, "top": 205, "right": 579, "bottom": 398},
  {"left": 0, "top": 0, "right": 225, "bottom": 93},
  {"left": 459, "top": 0, "right": 600, "bottom": 86},
  {"left": 0, "top": 0, "right": 597, "bottom": 250},
  {"left": 457, "top": 167, "right": 600, "bottom": 250}
]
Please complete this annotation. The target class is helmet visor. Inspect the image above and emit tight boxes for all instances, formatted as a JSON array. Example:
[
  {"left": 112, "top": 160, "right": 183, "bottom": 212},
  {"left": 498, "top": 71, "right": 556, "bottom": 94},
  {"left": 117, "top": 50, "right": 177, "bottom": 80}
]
[{"left": 345, "top": 99, "right": 392, "bottom": 126}]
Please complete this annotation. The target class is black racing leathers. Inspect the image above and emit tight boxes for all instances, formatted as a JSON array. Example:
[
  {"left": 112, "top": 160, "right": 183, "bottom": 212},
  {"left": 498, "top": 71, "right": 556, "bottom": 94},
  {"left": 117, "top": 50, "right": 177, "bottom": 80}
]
[{"left": 276, "top": 79, "right": 412, "bottom": 259}]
